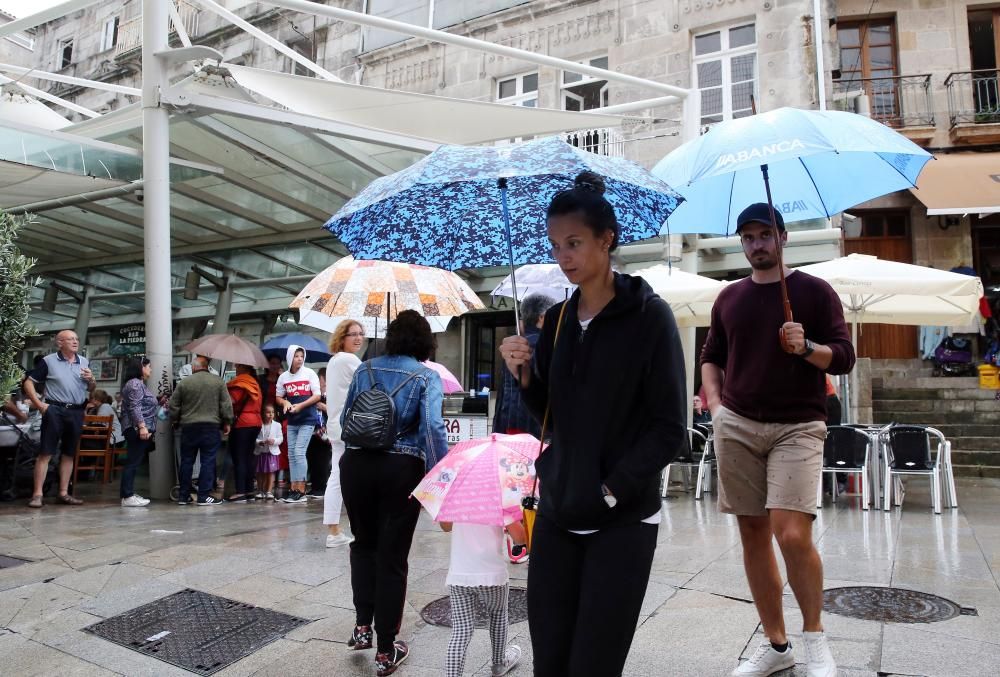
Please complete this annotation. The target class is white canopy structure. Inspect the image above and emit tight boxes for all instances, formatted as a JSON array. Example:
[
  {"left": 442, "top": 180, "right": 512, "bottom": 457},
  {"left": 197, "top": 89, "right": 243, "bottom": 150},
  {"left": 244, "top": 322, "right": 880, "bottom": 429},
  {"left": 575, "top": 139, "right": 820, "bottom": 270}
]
[{"left": 632, "top": 264, "right": 728, "bottom": 327}]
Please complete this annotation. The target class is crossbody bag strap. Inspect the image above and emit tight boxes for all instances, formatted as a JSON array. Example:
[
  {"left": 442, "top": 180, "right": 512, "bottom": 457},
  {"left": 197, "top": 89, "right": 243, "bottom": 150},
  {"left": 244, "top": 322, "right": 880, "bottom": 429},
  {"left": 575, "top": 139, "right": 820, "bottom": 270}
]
[{"left": 528, "top": 301, "right": 569, "bottom": 499}]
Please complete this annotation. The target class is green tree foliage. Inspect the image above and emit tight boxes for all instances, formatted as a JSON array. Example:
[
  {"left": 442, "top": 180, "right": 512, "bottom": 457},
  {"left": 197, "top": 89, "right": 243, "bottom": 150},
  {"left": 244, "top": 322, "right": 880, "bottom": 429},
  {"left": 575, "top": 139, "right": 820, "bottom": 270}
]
[{"left": 0, "top": 211, "right": 38, "bottom": 405}]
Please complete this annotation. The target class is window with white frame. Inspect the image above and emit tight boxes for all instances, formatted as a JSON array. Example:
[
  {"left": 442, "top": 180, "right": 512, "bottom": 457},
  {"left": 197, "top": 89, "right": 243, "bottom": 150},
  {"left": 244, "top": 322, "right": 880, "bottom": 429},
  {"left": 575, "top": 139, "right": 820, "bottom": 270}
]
[
  {"left": 496, "top": 72, "right": 538, "bottom": 107},
  {"left": 693, "top": 23, "right": 757, "bottom": 127},
  {"left": 100, "top": 17, "right": 119, "bottom": 52},
  {"left": 561, "top": 55, "right": 609, "bottom": 111},
  {"left": 57, "top": 37, "right": 74, "bottom": 69}
]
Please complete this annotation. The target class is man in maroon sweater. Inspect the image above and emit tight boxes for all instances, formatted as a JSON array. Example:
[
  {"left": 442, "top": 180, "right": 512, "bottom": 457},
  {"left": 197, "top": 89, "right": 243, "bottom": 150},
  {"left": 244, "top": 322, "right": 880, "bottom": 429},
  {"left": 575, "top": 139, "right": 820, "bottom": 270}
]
[{"left": 701, "top": 203, "right": 855, "bottom": 677}]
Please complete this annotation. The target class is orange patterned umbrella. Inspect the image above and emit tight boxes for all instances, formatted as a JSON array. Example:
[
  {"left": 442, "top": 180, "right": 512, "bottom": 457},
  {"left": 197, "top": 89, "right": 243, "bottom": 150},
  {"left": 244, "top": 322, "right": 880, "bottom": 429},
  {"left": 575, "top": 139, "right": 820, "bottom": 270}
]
[{"left": 290, "top": 257, "right": 484, "bottom": 331}]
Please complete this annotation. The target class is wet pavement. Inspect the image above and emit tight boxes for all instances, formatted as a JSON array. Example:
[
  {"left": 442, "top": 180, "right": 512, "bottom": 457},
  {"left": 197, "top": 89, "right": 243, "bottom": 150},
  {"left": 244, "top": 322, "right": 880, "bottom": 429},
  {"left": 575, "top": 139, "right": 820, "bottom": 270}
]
[{"left": 1, "top": 477, "right": 999, "bottom": 676}]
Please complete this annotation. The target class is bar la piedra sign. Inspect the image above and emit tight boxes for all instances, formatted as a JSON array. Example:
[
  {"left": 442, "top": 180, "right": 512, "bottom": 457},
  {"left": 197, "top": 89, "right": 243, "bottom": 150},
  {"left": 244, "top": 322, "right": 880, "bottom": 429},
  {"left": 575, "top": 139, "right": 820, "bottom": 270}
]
[{"left": 109, "top": 324, "right": 146, "bottom": 356}]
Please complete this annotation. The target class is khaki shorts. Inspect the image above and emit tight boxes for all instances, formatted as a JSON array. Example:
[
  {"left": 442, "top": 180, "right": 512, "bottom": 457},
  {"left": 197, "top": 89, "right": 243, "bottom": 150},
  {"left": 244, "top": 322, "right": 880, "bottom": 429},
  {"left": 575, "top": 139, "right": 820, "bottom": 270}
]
[{"left": 713, "top": 405, "right": 826, "bottom": 517}]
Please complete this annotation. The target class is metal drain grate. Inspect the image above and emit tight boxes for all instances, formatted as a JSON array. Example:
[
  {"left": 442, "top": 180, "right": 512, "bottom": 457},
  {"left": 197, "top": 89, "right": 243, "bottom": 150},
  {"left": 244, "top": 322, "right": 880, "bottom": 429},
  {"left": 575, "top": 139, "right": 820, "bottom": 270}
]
[
  {"left": 420, "top": 587, "right": 529, "bottom": 628},
  {"left": 0, "top": 554, "right": 29, "bottom": 569},
  {"left": 823, "top": 586, "right": 966, "bottom": 623},
  {"left": 84, "top": 588, "right": 308, "bottom": 675}
]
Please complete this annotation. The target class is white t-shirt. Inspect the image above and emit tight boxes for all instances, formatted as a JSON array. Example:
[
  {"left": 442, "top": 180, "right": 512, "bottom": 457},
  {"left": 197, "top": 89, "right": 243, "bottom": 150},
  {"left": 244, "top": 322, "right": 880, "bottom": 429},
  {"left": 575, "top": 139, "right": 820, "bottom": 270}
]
[
  {"left": 446, "top": 523, "right": 509, "bottom": 588},
  {"left": 276, "top": 366, "right": 321, "bottom": 426},
  {"left": 569, "top": 318, "right": 662, "bottom": 535},
  {"left": 326, "top": 352, "right": 362, "bottom": 443}
]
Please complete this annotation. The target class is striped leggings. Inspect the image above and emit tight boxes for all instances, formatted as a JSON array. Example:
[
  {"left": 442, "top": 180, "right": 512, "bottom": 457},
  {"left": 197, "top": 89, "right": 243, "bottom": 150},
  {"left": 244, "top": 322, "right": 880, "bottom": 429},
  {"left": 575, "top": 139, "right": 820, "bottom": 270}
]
[{"left": 446, "top": 584, "right": 509, "bottom": 677}]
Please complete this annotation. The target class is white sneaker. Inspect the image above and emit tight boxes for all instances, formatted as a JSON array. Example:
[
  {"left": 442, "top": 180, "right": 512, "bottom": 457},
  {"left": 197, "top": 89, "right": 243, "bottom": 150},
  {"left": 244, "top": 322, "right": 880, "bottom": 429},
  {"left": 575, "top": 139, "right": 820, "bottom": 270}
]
[
  {"left": 491, "top": 644, "right": 522, "bottom": 676},
  {"left": 803, "top": 631, "right": 837, "bottom": 677},
  {"left": 121, "top": 495, "right": 150, "bottom": 507},
  {"left": 732, "top": 642, "right": 795, "bottom": 676},
  {"left": 326, "top": 533, "right": 352, "bottom": 548}
]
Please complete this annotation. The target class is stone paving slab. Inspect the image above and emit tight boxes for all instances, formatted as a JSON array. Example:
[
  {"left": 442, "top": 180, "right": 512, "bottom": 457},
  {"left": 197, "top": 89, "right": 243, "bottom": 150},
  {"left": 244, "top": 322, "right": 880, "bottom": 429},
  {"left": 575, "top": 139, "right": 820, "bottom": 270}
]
[{"left": 0, "top": 477, "right": 998, "bottom": 675}]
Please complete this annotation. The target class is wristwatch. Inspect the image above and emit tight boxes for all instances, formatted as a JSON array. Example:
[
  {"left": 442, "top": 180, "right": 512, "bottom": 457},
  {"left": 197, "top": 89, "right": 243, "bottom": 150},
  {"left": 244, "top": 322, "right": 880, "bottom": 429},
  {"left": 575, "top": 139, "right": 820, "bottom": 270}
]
[
  {"left": 602, "top": 484, "right": 617, "bottom": 508},
  {"left": 799, "top": 339, "right": 816, "bottom": 358}
]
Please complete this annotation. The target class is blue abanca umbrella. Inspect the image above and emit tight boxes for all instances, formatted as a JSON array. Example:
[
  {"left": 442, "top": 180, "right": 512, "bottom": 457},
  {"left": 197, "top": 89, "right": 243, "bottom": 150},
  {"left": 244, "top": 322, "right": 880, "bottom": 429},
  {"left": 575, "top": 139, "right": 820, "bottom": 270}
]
[
  {"left": 652, "top": 107, "right": 933, "bottom": 235},
  {"left": 323, "top": 136, "right": 683, "bottom": 272}
]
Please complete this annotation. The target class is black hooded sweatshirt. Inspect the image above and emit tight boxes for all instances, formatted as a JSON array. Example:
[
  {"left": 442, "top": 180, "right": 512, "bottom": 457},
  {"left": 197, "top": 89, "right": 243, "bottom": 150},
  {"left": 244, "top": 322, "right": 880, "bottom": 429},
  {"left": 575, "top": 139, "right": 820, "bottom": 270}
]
[{"left": 521, "top": 272, "right": 687, "bottom": 532}]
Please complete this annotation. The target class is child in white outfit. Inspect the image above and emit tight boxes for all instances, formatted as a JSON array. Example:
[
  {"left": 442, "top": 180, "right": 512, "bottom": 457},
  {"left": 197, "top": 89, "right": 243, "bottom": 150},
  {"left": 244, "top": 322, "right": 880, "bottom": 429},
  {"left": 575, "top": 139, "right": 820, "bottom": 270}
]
[
  {"left": 255, "top": 405, "right": 283, "bottom": 500},
  {"left": 442, "top": 521, "right": 521, "bottom": 677}
]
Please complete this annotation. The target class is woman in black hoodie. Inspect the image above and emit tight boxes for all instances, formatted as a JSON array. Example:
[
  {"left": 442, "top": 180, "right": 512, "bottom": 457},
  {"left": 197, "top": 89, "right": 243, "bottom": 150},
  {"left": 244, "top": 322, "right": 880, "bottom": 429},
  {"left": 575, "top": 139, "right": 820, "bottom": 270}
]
[{"left": 500, "top": 172, "right": 687, "bottom": 677}]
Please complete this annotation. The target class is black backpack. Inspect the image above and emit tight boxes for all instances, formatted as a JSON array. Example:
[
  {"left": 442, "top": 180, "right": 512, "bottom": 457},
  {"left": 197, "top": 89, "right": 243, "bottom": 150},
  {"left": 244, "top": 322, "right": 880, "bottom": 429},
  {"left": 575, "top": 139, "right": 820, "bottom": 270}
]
[{"left": 341, "top": 362, "right": 421, "bottom": 451}]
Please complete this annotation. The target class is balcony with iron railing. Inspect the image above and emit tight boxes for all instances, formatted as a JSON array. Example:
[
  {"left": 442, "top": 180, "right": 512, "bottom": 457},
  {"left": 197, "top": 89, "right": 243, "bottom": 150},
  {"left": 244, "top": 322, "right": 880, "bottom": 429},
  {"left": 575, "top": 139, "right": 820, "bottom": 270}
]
[
  {"left": 831, "top": 73, "right": 935, "bottom": 128},
  {"left": 945, "top": 69, "right": 1000, "bottom": 144},
  {"left": 115, "top": 1, "right": 201, "bottom": 58}
]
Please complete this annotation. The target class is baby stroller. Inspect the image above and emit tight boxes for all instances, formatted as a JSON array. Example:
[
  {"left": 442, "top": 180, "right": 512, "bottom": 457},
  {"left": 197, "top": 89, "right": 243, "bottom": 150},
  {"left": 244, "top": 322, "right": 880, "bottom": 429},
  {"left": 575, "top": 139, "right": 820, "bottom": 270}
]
[
  {"left": 0, "top": 414, "right": 54, "bottom": 501},
  {"left": 932, "top": 336, "right": 976, "bottom": 376}
]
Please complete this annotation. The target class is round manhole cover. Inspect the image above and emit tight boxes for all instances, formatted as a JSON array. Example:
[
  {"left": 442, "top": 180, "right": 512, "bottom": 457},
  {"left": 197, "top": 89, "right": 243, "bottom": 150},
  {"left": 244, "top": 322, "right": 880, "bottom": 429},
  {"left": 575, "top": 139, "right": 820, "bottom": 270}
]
[
  {"left": 420, "top": 588, "right": 529, "bottom": 628},
  {"left": 823, "top": 586, "right": 962, "bottom": 623}
]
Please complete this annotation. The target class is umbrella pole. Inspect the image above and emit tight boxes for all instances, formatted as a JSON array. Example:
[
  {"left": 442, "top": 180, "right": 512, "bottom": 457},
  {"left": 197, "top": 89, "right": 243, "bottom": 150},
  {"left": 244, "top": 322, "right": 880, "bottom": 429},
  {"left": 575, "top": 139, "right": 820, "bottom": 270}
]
[
  {"left": 760, "top": 164, "right": 795, "bottom": 353},
  {"left": 498, "top": 177, "right": 522, "bottom": 337}
]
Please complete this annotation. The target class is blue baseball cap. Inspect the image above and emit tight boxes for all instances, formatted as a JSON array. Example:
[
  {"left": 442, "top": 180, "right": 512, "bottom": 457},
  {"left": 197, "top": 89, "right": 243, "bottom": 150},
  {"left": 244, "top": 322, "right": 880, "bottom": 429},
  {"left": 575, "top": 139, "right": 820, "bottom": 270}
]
[{"left": 736, "top": 202, "right": 785, "bottom": 233}]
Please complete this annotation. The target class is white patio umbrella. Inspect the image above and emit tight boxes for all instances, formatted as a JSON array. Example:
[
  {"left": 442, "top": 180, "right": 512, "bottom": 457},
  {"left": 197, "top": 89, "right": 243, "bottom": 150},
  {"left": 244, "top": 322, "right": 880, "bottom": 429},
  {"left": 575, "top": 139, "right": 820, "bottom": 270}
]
[
  {"left": 491, "top": 264, "right": 575, "bottom": 301},
  {"left": 632, "top": 265, "right": 728, "bottom": 327},
  {"left": 795, "top": 254, "right": 984, "bottom": 421},
  {"left": 795, "top": 254, "right": 983, "bottom": 340}
]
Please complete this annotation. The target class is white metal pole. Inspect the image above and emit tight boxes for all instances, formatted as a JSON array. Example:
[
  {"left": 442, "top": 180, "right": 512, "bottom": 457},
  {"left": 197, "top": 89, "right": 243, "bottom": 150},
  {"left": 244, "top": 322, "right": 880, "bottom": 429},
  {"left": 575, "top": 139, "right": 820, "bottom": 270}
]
[
  {"left": 677, "top": 235, "right": 698, "bottom": 433},
  {"left": 0, "top": 0, "right": 105, "bottom": 38},
  {"left": 0, "top": 63, "right": 141, "bottom": 96},
  {"left": 813, "top": 0, "right": 827, "bottom": 110},
  {"left": 142, "top": 0, "right": 176, "bottom": 501},
  {"left": 192, "top": 0, "right": 342, "bottom": 81},
  {"left": 259, "top": 0, "right": 688, "bottom": 98},
  {"left": 0, "top": 74, "right": 100, "bottom": 117}
]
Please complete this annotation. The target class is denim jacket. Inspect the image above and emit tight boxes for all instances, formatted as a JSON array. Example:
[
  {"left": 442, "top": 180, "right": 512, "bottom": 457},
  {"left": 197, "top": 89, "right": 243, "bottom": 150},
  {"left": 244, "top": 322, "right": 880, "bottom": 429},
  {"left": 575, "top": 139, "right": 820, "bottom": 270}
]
[{"left": 340, "top": 354, "right": 448, "bottom": 471}]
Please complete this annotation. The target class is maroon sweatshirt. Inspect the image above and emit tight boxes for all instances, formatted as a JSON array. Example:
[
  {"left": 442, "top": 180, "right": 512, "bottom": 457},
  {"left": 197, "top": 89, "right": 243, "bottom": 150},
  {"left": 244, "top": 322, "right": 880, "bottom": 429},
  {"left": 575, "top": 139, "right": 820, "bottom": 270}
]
[{"left": 700, "top": 270, "right": 855, "bottom": 423}]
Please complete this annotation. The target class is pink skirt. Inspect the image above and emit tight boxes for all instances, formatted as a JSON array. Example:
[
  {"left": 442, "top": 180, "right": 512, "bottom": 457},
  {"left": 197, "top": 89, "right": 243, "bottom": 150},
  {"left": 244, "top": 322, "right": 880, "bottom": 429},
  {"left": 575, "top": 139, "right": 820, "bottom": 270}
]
[{"left": 256, "top": 453, "right": 280, "bottom": 473}]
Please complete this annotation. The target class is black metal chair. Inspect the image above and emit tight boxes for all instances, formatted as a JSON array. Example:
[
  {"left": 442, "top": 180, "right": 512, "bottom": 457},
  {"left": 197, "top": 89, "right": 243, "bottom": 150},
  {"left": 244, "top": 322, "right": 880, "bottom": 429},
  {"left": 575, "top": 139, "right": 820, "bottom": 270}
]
[
  {"left": 816, "top": 426, "right": 871, "bottom": 510},
  {"left": 880, "top": 424, "right": 957, "bottom": 514}
]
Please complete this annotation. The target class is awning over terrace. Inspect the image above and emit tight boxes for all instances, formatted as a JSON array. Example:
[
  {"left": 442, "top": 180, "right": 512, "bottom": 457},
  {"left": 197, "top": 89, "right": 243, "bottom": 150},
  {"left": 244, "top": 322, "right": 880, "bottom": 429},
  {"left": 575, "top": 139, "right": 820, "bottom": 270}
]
[{"left": 1, "top": 64, "right": 636, "bottom": 330}]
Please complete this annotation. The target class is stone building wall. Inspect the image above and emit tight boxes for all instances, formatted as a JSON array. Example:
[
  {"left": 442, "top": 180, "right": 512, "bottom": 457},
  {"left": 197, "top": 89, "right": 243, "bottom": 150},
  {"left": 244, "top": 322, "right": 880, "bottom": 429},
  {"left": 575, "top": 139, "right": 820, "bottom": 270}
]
[{"left": 27, "top": 0, "right": 827, "bottom": 170}]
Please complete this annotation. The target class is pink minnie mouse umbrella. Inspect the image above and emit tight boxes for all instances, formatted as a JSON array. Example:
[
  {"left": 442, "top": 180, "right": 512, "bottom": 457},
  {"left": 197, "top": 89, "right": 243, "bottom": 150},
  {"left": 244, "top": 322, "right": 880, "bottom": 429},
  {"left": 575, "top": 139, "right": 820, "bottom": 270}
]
[{"left": 412, "top": 433, "right": 543, "bottom": 526}]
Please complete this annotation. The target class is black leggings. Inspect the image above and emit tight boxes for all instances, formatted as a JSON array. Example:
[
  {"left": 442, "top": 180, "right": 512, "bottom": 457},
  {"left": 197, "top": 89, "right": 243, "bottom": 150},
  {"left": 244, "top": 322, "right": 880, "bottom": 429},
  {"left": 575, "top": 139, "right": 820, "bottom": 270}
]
[
  {"left": 340, "top": 449, "right": 425, "bottom": 652},
  {"left": 228, "top": 426, "right": 260, "bottom": 495},
  {"left": 527, "top": 512, "right": 658, "bottom": 677}
]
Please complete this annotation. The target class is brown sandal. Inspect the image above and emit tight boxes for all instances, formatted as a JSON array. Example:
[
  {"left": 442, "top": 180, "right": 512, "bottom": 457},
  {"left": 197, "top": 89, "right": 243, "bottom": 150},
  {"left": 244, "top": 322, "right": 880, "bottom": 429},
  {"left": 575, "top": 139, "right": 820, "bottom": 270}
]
[
  {"left": 58, "top": 494, "right": 84, "bottom": 505},
  {"left": 27, "top": 495, "right": 42, "bottom": 508}
]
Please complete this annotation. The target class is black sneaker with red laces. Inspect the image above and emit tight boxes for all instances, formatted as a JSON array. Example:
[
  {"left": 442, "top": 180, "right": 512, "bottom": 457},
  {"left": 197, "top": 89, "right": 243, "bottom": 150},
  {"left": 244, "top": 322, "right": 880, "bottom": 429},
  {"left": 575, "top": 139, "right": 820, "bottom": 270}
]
[
  {"left": 375, "top": 640, "right": 409, "bottom": 676},
  {"left": 347, "top": 625, "right": 372, "bottom": 651}
]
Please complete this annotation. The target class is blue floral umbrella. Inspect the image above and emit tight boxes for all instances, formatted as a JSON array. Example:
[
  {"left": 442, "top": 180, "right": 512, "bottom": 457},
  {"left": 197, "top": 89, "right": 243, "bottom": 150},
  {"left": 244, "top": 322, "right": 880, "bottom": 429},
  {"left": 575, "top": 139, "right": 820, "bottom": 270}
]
[{"left": 323, "top": 136, "right": 683, "bottom": 327}]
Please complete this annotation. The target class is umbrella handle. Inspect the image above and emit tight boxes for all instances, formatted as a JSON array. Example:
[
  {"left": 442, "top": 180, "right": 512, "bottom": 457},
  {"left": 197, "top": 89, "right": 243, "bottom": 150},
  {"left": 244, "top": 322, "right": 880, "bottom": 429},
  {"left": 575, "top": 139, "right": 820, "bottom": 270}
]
[{"left": 761, "top": 165, "right": 796, "bottom": 353}]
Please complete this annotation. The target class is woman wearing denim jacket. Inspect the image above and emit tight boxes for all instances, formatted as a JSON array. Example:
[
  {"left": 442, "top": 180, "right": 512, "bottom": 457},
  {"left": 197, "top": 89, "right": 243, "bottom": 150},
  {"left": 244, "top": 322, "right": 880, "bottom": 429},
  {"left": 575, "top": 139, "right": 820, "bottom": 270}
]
[
  {"left": 119, "top": 357, "right": 160, "bottom": 507},
  {"left": 340, "top": 310, "right": 448, "bottom": 677}
]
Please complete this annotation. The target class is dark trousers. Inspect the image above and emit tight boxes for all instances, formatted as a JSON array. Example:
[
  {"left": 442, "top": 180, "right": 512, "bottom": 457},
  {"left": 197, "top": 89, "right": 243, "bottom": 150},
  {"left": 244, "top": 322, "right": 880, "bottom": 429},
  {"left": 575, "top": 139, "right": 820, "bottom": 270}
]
[
  {"left": 306, "top": 435, "right": 331, "bottom": 494},
  {"left": 179, "top": 423, "right": 221, "bottom": 502},
  {"left": 39, "top": 405, "right": 84, "bottom": 458},
  {"left": 340, "top": 449, "right": 424, "bottom": 652},
  {"left": 229, "top": 426, "right": 260, "bottom": 495},
  {"left": 120, "top": 427, "right": 153, "bottom": 499},
  {"left": 527, "top": 513, "right": 658, "bottom": 677}
]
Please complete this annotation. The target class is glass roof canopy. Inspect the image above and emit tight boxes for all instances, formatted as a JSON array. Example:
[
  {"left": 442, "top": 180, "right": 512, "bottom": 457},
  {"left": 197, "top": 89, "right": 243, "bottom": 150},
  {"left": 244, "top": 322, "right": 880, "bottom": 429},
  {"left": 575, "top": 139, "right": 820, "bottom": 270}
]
[{"left": 18, "top": 105, "right": 431, "bottom": 331}]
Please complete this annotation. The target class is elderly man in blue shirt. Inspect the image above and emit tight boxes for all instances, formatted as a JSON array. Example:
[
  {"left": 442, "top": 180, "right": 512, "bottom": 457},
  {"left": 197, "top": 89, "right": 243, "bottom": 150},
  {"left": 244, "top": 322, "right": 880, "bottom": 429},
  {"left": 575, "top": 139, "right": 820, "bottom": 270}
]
[{"left": 22, "top": 330, "right": 96, "bottom": 508}]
